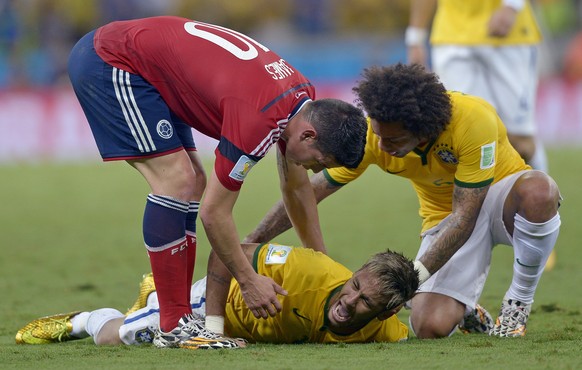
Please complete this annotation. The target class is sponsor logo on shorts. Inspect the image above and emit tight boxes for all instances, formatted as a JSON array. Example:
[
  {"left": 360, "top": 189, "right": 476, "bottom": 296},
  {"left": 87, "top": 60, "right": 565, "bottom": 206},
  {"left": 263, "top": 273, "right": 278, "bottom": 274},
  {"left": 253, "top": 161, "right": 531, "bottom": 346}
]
[
  {"left": 135, "top": 328, "right": 155, "bottom": 343},
  {"left": 228, "top": 155, "right": 257, "bottom": 181},
  {"left": 156, "top": 120, "right": 173, "bottom": 139}
]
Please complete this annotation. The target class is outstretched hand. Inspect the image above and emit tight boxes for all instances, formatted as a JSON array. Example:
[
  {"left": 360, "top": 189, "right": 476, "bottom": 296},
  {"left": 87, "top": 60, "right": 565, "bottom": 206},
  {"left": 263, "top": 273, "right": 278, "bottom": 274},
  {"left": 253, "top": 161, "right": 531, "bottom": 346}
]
[
  {"left": 488, "top": 6, "right": 517, "bottom": 38},
  {"left": 239, "top": 274, "right": 288, "bottom": 319}
]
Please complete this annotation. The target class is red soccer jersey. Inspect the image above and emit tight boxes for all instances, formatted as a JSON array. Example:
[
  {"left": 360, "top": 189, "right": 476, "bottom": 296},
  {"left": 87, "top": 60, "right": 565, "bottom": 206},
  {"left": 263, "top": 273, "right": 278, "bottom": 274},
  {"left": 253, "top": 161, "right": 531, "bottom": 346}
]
[{"left": 94, "top": 16, "right": 315, "bottom": 191}]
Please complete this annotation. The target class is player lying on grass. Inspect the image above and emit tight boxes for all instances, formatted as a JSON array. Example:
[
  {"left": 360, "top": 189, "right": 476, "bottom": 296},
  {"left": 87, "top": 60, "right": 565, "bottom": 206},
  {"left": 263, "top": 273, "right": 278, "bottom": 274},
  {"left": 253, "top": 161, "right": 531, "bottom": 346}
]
[
  {"left": 244, "top": 64, "right": 562, "bottom": 338},
  {"left": 17, "top": 243, "right": 427, "bottom": 348}
]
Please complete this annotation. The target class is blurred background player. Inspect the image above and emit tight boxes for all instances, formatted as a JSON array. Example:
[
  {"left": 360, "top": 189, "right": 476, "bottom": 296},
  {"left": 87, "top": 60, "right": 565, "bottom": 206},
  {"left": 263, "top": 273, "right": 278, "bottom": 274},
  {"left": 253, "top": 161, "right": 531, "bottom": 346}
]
[
  {"left": 406, "top": 0, "right": 556, "bottom": 269},
  {"left": 16, "top": 243, "right": 420, "bottom": 347}
]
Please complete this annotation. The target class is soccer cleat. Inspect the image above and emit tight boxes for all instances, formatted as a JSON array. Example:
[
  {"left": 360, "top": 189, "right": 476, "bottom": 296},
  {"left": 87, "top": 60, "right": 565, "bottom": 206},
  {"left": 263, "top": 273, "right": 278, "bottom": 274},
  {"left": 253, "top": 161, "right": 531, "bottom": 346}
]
[
  {"left": 490, "top": 298, "right": 531, "bottom": 337},
  {"left": 153, "top": 314, "right": 210, "bottom": 348},
  {"left": 458, "top": 304, "right": 494, "bottom": 334},
  {"left": 152, "top": 314, "right": 202, "bottom": 348},
  {"left": 125, "top": 273, "right": 156, "bottom": 315},
  {"left": 177, "top": 315, "right": 246, "bottom": 349},
  {"left": 153, "top": 327, "right": 190, "bottom": 348},
  {"left": 179, "top": 336, "right": 247, "bottom": 350},
  {"left": 153, "top": 313, "right": 246, "bottom": 349},
  {"left": 15, "top": 311, "right": 82, "bottom": 344}
]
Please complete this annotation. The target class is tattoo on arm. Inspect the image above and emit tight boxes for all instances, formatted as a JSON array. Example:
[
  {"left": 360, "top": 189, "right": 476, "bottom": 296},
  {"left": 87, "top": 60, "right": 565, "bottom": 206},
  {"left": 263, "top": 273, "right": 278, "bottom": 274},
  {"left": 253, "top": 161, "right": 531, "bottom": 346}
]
[
  {"left": 421, "top": 185, "right": 489, "bottom": 273},
  {"left": 207, "top": 269, "right": 231, "bottom": 287}
]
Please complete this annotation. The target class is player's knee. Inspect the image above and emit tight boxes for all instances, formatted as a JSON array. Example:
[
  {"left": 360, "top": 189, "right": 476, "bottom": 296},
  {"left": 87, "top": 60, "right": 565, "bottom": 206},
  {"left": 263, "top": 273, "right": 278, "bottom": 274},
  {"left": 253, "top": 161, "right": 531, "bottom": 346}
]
[
  {"left": 515, "top": 172, "right": 560, "bottom": 221},
  {"left": 411, "top": 315, "right": 457, "bottom": 339}
]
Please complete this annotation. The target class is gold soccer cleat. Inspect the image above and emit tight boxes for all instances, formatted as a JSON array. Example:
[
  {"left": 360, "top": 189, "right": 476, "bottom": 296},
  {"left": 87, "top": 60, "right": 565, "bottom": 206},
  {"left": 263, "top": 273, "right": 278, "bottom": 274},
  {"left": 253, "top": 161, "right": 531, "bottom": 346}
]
[
  {"left": 125, "top": 273, "right": 156, "bottom": 315},
  {"left": 15, "top": 311, "right": 82, "bottom": 344}
]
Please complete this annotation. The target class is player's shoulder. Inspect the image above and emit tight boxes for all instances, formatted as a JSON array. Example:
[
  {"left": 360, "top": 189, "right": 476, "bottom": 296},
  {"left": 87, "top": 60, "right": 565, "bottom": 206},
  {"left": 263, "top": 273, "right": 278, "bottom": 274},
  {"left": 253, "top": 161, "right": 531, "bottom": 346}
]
[{"left": 448, "top": 91, "right": 497, "bottom": 118}]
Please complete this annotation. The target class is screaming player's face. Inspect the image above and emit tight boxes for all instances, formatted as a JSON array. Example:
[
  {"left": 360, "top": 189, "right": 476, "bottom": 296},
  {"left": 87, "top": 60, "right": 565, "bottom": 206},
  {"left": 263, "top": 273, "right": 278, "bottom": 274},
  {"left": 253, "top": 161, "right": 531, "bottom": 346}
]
[
  {"left": 326, "top": 269, "right": 388, "bottom": 335},
  {"left": 370, "top": 119, "right": 426, "bottom": 158}
]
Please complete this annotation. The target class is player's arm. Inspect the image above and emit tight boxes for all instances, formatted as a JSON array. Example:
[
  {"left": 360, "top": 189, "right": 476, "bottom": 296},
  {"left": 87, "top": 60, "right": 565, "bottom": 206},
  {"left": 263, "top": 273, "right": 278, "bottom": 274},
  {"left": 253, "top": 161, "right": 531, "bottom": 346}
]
[
  {"left": 244, "top": 153, "right": 342, "bottom": 246},
  {"left": 407, "top": 0, "right": 437, "bottom": 67},
  {"left": 275, "top": 147, "right": 328, "bottom": 253},
  {"left": 417, "top": 184, "right": 489, "bottom": 277},
  {"left": 488, "top": 0, "right": 522, "bottom": 37},
  {"left": 205, "top": 242, "right": 262, "bottom": 332},
  {"left": 200, "top": 170, "right": 287, "bottom": 319}
]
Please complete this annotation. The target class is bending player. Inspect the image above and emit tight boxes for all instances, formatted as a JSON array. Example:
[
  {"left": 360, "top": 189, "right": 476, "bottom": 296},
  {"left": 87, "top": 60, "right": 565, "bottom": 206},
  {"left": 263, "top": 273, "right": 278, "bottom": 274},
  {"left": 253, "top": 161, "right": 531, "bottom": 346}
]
[{"left": 16, "top": 243, "right": 421, "bottom": 347}]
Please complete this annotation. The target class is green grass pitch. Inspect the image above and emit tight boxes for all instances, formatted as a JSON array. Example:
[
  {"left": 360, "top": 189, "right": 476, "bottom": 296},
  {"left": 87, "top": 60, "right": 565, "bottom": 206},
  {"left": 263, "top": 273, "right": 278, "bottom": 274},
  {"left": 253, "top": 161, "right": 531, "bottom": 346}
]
[{"left": 1, "top": 148, "right": 580, "bottom": 369}]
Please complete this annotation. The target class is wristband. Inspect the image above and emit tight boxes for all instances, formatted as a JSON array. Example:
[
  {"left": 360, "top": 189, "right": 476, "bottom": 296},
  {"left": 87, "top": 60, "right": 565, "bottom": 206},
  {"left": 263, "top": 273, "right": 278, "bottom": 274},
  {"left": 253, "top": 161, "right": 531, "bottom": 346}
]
[
  {"left": 503, "top": 0, "right": 525, "bottom": 10},
  {"left": 414, "top": 260, "right": 431, "bottom": 284},
  {"left": 405, "top": 27, "right": 428, "bottom": 46},
  {"left": 205, "top": 315, "right": 225, "bottom": 335}
]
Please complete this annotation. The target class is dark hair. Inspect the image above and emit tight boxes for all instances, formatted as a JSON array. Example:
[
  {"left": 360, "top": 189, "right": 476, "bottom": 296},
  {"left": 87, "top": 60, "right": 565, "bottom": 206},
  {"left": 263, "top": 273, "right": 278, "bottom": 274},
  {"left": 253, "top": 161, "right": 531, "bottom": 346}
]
[
  {"left": 353, "top": 63, "right": 452, "bottom": 141},
  {"left": 358, "top": 249, "right": 419, "bottom": 311},
  {"left": 304, "top": 98, "right": 367, "bottom": 168}
]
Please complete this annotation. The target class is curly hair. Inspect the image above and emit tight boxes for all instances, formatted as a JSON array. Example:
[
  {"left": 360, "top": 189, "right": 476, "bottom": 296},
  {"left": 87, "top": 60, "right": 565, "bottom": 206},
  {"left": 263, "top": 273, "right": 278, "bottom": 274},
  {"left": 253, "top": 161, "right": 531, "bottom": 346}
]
[
  {"left": 358, "top": 249, "right": 419, "bottom": 311},
  {"left": 305, "top": 99, "right": 367, "bottom": 168},
  {"left": 353, "top": 63, "right": 452, "bottom": 141}
]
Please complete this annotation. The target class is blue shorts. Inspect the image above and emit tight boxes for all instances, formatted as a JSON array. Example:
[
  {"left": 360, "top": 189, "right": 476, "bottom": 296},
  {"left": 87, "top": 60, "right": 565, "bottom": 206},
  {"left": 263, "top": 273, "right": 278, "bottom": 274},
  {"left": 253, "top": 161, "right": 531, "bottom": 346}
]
[{"left": 68, "top": 30, "right": 196, "bottom": 161}]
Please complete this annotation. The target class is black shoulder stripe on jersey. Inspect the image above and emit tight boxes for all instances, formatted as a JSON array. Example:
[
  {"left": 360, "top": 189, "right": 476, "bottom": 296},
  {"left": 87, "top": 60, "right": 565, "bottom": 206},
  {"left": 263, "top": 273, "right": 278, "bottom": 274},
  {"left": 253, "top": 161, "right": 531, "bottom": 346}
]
[
  {"left": 261, "top": 83, "right": 313, "bottom": 113},
  {"left": 217, "top": 136, "right": 262, "bottom": 164}
]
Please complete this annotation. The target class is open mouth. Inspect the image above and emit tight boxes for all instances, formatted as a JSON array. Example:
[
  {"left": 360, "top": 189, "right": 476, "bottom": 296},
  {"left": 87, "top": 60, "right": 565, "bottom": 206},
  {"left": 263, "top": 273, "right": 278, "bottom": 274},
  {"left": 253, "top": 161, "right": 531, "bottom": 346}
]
[{"left": 331, "top": 301, "right": 351, "bottom": 323}]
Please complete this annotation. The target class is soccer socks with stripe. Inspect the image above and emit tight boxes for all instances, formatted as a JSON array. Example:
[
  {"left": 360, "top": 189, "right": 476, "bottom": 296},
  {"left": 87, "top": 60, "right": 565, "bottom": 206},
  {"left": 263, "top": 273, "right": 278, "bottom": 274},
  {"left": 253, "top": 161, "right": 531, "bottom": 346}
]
[
  {"left": 185, "top": 201, "right": 199, "bottom": 296},
  {"left": 143, "top": 194, "right": 190, "bottom": 332},
  {"left": 506, "top": 213, "right": 561, "bottom": 303}
]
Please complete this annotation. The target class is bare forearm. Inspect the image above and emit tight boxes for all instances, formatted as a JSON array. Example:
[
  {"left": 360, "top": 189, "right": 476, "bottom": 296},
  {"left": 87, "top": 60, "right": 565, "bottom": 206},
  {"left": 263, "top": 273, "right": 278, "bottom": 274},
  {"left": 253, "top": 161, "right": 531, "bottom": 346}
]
[
  {"left": 419, "top": 186, "right": 487, "bottom": 273},
  {"left": 276, "top": 150, "right": 326, "bottom": 251},
  {"left": 243, "top": 199, "right": 293, "bottom": 243},
  {"left": 204, "top": 213, "right": 254, "bottom": 283},
  {"left": 246, "top": 170, "right": 341, "bottom": 249},
  {"left": 419, "top": 215, "right": 475, "bottom": 273},
  {"left": 282, "top": 182, "right": 327, "bottom": 253},
  {"left": 205, "top": 251, "right": 232, "bottom": 317},
  {"left": 410, "top": 0, "right": 437, "bottom": 28}
]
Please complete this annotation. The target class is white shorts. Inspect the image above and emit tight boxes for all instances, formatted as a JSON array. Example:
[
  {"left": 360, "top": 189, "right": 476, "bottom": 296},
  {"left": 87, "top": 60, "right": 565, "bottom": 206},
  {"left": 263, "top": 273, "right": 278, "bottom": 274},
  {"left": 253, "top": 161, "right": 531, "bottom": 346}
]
[
  {"left": 432, "top": 45, "right": 539, "bottom": 136},
  {"left": 119, "top": 277, "right": 207, "bottom": 345},
  {"left": 415, "top": 171, "right": 528, "bottom": 310}
]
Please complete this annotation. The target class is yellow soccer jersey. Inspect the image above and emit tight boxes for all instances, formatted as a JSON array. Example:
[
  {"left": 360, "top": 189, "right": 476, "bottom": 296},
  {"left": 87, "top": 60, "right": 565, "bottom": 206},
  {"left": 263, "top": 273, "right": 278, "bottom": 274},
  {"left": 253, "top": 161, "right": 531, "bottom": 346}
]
[
  {"left": 325, "top": 92, "right": 530, "bottom": 233},
  {"left": 224, "top": 244, "right": 408, "bottom": 343},
  {"left": 431, "top": 0, "right": 541, "bottom": 46}
]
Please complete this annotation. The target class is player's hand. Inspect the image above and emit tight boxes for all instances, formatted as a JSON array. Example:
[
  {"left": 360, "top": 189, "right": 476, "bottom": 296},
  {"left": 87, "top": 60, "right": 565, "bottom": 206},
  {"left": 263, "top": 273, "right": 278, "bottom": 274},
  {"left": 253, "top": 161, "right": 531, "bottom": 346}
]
[
  {"left": 488, "top": 6, "right": 517, "bottom": 37},
  {"left": 407, "top": 45, "right": 429, "bottom": 69},
  {"left": 239, "top": 274, "right": 288, "bottom": 319}
]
